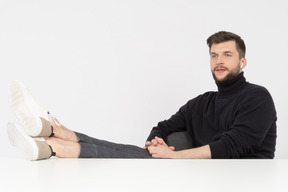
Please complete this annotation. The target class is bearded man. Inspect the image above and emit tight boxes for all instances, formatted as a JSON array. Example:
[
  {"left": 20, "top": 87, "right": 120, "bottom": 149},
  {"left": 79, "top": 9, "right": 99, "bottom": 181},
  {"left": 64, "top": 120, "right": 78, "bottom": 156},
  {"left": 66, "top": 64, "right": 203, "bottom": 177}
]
[{"left": 7, "top": 31, "right": 277, "bottom": 160}]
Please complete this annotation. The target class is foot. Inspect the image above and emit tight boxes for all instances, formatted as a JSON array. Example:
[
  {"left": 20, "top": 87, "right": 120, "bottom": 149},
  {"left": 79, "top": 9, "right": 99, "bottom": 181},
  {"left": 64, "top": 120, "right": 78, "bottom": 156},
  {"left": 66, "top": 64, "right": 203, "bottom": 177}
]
[
  {"left": 8, "top": 80, "right": 54, "bottom": 137},
  {"left": 7, "top": 122, "right": 55, "bottom": 160}
]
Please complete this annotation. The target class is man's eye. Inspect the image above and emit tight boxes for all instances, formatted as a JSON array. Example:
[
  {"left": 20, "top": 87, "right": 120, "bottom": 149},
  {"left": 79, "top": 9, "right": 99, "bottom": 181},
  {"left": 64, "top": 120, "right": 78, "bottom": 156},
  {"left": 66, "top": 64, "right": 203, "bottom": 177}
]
[
  {"left": 225, "top": 54, "right": 231, "bottom": 57},
  {"left": 211, "top": 55, "right": 217, "bottom": 58}
]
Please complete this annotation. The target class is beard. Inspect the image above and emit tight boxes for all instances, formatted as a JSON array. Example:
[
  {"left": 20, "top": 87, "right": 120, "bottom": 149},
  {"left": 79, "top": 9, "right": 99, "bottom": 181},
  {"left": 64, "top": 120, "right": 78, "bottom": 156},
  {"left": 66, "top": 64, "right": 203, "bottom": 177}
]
[{"left": 212, "top": 63, "right": 241, "bottom": 84}]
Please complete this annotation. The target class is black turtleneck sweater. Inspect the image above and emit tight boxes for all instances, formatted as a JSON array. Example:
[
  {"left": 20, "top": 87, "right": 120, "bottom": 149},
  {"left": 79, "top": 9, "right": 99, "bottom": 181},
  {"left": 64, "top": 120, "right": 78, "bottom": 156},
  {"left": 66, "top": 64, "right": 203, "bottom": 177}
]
[{"left": 147, "top": 72, "right": 277, "bottom": 159}]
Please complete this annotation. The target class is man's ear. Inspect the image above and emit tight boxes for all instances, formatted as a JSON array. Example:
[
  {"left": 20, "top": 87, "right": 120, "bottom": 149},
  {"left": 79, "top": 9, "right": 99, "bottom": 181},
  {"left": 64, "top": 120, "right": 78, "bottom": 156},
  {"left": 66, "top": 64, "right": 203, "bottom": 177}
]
[{"left": 240, "top": 58, "right": 247, "bottom": 71}]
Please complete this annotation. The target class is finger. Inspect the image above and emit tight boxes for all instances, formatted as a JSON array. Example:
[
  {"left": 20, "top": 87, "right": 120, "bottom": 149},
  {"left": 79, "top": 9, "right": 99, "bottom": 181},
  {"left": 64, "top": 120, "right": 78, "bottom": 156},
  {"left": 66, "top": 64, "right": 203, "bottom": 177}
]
[
  {"left": 155, "top": 137, "right": 164, "bottom": 144},
  {"left": 169, "top": 146, "right": 175, "bottom": 151},
  {"left": 148, "top": 146, "right": 157, "bottom": 154},
  {"left": 151, "top": 139, "right": 158, "bottom": 146},
  {"left": 145, "top": 141, "right": 152, "bottom": 146}
]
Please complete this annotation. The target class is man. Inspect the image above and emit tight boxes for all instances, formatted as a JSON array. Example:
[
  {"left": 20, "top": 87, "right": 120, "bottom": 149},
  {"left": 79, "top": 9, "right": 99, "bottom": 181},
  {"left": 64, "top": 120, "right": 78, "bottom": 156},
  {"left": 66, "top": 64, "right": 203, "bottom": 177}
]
[{"left": 7, "top": 31, "right": 277, "bottom": 160}]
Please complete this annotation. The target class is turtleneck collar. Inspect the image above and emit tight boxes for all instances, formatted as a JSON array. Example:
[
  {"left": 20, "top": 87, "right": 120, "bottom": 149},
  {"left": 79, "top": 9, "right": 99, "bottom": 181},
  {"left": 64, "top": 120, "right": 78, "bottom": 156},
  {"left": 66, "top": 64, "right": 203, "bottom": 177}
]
[{"left": 216, "top": 72, "right": 247, "bottom": 96}]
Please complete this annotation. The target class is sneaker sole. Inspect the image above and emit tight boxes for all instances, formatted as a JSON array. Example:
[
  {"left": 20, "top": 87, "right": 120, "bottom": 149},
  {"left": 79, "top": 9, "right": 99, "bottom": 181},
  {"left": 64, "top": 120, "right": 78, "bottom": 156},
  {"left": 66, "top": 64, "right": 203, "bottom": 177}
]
[
  {"left": 8, "top": 81, "right": 47, "bottom": 136},
  {"left": 7, "top": 122, "right": 39, "bottom": 161}
]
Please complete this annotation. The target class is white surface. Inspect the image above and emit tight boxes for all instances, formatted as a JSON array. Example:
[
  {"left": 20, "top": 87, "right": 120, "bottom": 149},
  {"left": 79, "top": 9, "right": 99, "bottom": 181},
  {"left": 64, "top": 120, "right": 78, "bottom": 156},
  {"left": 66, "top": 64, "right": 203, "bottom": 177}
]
[
  {"left": 1, "top": 0, "right": 288, "bottom": 158},
  {"left": 0, "top": 158, "right": 287, "bottom": 192}
]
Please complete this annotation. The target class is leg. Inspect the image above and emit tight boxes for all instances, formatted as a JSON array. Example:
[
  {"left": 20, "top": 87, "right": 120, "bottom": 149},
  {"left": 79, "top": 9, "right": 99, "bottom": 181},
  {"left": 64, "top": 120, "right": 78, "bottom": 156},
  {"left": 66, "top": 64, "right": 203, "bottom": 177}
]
[
  {"left": 79, "top": 141, "right": 152, "bottom": 158},
  {"left": 51, "top": 119, "right": 152, "bottom": 158},
  {"left": 45, "top": 137, "right": 81, "bottom": 158},
  {"left": 47, "top": 128, "right": 152, "bottom": 158},
  {"left": 77, "top": 132, "right": 152, "bottom": 158},
  {"left": 76, "top": 132, "right": 150, "bottom": 154},
  {"left": 51, "top": 117, "right": 80, "bottom": 142}
]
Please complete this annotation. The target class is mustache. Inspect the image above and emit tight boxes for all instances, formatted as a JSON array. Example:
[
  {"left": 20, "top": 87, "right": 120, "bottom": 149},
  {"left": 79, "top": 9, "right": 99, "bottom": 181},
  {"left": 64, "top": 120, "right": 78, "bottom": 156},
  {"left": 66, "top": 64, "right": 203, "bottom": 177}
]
[{"left": 213, "top": 66, "right": 229, "bottom": 72}]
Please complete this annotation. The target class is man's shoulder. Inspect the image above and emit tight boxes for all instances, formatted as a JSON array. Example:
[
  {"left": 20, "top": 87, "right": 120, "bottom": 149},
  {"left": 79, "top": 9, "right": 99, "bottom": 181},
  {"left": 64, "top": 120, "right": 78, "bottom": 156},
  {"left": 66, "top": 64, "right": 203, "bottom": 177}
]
[
  {"left": 241, "top": 83, "right": 275, "bottom": 105},
  {"left": 244, "top": 82, "right": 271, "bottom": 95}
]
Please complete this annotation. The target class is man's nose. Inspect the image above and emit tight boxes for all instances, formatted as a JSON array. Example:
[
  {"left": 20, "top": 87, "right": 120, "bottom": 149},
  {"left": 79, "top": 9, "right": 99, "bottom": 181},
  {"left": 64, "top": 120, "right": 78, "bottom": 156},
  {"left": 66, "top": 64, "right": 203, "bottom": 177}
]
[{"left": 216, "top": 56, "right": 224, "bottom": 65}]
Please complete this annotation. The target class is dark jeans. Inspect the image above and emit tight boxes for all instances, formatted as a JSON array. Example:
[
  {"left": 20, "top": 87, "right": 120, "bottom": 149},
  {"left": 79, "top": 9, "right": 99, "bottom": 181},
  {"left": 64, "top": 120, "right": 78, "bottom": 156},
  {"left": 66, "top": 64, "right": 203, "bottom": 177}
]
[{"left": 75, "top": 132, "right": 153, "bottom": 158}]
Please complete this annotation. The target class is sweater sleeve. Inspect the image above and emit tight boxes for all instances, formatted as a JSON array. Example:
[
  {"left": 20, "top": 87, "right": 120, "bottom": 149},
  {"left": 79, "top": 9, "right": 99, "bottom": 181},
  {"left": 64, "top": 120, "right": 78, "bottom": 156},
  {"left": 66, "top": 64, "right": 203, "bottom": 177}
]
[
  {"left": 146, "top": 100, "right": 191, "bottom": 142},
  {"left": 209, "top": 87, "right": 277, "bottom": 158}
]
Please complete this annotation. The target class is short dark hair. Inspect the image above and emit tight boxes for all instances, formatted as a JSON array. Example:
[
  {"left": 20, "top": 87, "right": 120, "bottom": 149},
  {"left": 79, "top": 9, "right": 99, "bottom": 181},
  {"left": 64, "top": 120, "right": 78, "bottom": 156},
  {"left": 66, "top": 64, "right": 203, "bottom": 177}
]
[{"left": 207, "top": 31, "right": 246, "bottom": 59}]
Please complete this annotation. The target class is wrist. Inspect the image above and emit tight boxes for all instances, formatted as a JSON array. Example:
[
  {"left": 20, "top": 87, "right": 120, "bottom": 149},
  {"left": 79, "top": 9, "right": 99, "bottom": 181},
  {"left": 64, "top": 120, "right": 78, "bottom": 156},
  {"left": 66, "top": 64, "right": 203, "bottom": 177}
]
[{"left": 171, "top": 151, "right": 181, "bottom": 159}]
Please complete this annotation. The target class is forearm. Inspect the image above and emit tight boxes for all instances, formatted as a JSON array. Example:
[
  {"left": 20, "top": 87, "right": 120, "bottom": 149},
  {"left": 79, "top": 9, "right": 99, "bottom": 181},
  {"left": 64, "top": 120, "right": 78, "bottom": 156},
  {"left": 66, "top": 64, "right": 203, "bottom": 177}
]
[
  {"left": 147, "top": 106, "right": 188, "bottom": 142},
  {"left": 172, "top": 145, "right": 212, "bottom": 159}
]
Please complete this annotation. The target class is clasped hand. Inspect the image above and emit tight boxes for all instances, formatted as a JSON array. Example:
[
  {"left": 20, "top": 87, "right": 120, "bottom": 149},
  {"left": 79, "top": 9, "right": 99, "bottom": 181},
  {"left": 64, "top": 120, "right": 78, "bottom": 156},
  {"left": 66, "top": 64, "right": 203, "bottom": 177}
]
[{"left": 144, "top": 136, "right": 176, "bottom": 158}]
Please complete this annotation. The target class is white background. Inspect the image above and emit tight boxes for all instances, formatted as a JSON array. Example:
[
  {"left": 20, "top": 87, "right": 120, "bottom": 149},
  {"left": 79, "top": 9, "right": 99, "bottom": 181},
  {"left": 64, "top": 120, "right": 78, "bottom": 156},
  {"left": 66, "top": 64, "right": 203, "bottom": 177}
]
[{"left": 0, "top": 0, "right": 287, "bottom": 158}]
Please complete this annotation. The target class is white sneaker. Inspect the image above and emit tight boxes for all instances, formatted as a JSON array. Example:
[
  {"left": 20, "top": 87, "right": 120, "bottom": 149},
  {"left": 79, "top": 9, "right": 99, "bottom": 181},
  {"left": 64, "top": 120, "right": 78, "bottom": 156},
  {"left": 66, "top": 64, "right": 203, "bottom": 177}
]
[
  {"left": 7, "top": 122, "right": 53, "bottom": 161},
  {"left": 8, "top": 80, "right": 53, "bottom": 137}
]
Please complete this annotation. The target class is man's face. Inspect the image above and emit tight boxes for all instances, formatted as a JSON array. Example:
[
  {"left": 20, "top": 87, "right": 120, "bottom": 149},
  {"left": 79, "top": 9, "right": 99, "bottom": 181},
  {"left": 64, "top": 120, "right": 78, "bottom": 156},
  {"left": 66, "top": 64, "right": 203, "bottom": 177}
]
[{"left": 210, "top": 40, "right": 244, "bottom": 84}]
